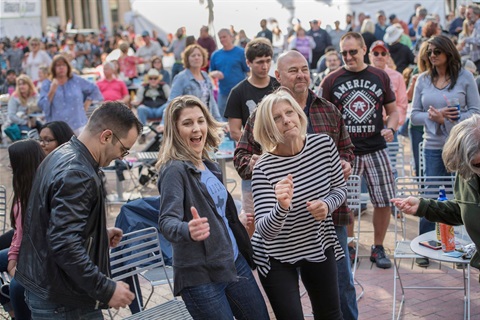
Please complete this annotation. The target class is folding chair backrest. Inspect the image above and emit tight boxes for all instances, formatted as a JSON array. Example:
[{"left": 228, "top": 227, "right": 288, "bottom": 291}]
[
  {"left": 394, "top": 175, "right": 455, "bottom": 242},
  {"left": 27, "top": 129, "right": 39, "bottom": 140},
  {"left": 418, "top": 142, "right": 425, "bottom": 177},
  {"left": 0, "top": 186, "right": 7, "bottom": 234},
  {"left": 387, "top": 142, "right": 406, "bottom": 177},
  {"left": 346, "top": 175, "right": 361, "bottom": 278},
  {"left": 110, "top": 227, "right": 173, "bottom": 293},
  {"left": 346, "top": 175, "right": 361, "bottom": 214}
]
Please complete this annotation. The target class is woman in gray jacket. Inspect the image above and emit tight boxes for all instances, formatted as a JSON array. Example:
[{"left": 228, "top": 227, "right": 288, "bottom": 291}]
[{"left": 156, "top": 95, "right": 268, "bottom": 320}]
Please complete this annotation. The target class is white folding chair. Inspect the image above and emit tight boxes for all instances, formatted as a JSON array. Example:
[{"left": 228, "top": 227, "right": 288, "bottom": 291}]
[
  {"left": 346, "top": 175, "right": 364, "bottom": 300},
  {"left": 392, "top": 176, "right": 455, "bottom": 320},
  {"left": 387, "top": 142, "right": 407, "bottom": 177},
  {"left": 0, "top": 186, "right": 7, "bottom": 234},
  {"left": 418, "top": 142, "right": 425, "bottom": 177},
  {"left": 109, "top": 227, "right": 191, "bottom": 320}
]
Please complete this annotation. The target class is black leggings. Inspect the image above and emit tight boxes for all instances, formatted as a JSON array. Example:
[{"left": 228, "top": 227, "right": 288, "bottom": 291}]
[{"left": 259, "top": 248, "right": 342, "bottom": 320}]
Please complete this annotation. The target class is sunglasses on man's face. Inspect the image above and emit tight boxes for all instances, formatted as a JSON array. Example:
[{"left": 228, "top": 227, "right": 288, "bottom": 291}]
[
  {"left": 372, "top": 51, "right": 388, "bottom": 57},
  {"left": 149, "top": 77, "right": 159, "bottom": 81},
  {"left": 427, "top": 49, "right": 442, "bottom": 57},
  {"left": 340, "top": 49, "right": 359, "bottom": 57}
]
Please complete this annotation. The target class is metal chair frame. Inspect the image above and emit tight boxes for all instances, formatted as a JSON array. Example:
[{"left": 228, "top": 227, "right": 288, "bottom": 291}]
[
  {"left": 392, "top": 175, "right": 456, "bottom": 320},
  {"left": 109, "top": 227, "right": 190, "bottom": 319}
]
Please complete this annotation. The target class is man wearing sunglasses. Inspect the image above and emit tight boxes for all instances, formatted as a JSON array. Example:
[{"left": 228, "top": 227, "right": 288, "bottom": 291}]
[
  {"left": 321, "top": 32, "right": 399, "bottom": 269},
  {"left": 369, "top": 41, "right": 408, "bottom": 132},
  {"left": 15, "top": 102, "right": 142, "bottom": 318}
]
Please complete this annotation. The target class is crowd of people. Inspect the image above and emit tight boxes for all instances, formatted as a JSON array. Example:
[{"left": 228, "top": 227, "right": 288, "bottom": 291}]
[{"left": 0, "top": 2, "right": 480, "bottom": 320}]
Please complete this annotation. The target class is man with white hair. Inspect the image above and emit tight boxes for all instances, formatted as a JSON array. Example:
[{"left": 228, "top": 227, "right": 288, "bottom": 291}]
[{"left": 96, "top": 62, "right": 130, "bottom": 104}]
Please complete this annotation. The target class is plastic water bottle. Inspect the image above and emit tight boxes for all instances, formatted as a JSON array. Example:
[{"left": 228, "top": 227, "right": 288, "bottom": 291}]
[
  {"left": 435, "top": 186, "right": 447, "bottom": 241},
  {"left": 437, "top": 186, "right": 455, "bottom": 252}
]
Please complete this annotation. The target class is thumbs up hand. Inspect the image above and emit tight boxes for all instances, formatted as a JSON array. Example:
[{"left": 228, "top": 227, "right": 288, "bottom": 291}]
[
  {"left": 275, "top": 174, "right": 294, "bottom": 210},
  {"left": 188, "top": 206, "right": 210, "bottom": 241}
]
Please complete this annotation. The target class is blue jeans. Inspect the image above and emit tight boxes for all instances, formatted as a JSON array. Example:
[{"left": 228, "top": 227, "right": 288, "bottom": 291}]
[
  {"left": 419, "top": 149, "right": 451, "bottom": 234},
  {"left": 0, "top": 248, "right": 8, "bottom": 272},
  {"left": 171, "top": 62, "right": 184, "bottom": 81},
  {"left": 25, "top": 290, "right": 103, "bottom": 320},
  {"left": 10, "top": 277, "right": 30, "bottom": 320},
  {"left": 180, "top": 254, "right": 269, "bottom": 320},
  {"left": 216, "top": 93, "right": 228, "bottom": 122},
  {"left": 335, "top": 225, "right": 359, "bottom": 320},
  {"left": 137, "top": 105, "right": 166, "bottom": 125}
]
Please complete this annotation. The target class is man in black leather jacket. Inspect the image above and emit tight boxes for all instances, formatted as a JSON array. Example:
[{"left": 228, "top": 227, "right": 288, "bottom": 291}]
[{"left": 16, "top": 101, "right": 142, "bottom": 318}]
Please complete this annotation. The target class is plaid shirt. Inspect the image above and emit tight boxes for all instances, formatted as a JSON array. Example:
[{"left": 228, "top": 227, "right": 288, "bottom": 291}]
[{"left": 233, "top": 90, "right": 355, "bottom": 226}]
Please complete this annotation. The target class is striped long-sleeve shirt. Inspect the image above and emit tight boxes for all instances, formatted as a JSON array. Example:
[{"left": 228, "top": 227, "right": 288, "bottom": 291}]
[{"left": 251, "top": 134, "right": 346, "bottom": 277}]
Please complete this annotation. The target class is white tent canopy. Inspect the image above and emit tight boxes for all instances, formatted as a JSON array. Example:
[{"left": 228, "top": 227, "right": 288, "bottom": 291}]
[{"left": 129, "top": 0, "right": 446, "bottom": 40}]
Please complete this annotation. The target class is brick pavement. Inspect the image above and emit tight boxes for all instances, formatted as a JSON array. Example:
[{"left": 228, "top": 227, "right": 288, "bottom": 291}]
[{"left": 1, "top": 139, "right": 479, "bottom": 320}]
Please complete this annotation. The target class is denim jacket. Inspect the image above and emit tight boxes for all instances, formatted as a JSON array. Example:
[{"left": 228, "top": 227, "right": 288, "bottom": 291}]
[{"left": 167, "top": 69, "right": 222, "bottom": 121}]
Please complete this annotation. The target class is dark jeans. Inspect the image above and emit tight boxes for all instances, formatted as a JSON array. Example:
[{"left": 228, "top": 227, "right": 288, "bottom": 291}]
[
  {"left": 0, "top": 230, "right": 14, "bottom": 250},
  {"left": 259, "top": 248, "right": 342, "bottom": 320},
  {"left": 10, "top": 277, "right": 30, "bottom": 320},
  {"left": 180, "top": 254, "right": 269, "bottom": 320},
  {"left": 170, "top": 62, "right": 184, "bottom": 82},
  {"left": 25, "top": 290, "right": 103, "bottom": 320},
  {"left": 335, "top": 226, "right": 358, "bottom": 320}
]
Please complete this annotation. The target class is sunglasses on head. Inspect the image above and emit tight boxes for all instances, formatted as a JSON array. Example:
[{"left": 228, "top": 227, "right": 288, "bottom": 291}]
[
  {"left": 373, "top": 51, "right": 388, "bottom": 57},
  {"left": 340, "top": 49, "right": 359, "bottom": 57},
  {"left": 427, "top": 49, "right": 442, "bottom": 57},
  {"left": 149, "top": 77, "right": 158, "bottom": 80}
]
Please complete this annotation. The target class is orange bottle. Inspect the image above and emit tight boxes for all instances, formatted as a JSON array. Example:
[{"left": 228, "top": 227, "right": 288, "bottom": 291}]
[{"left": 439, "top": 223, "right": 455, "bottom": 252}]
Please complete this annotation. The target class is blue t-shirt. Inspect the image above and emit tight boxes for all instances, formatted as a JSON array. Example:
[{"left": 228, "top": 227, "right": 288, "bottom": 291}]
[
  {"left": 200, "top": 166, "right": 239, "bottom": 259},
  {"left": 209, "top": 46, "right": 248, "bottom": 95}
]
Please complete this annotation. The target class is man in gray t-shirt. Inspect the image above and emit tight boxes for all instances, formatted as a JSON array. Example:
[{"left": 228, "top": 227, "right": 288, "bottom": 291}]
[
  {"left": 137, "top": 31, "right": 163, "bottom": 72},
  {"left": 5, "top": 40, "right": 24, "bottom": 75}
]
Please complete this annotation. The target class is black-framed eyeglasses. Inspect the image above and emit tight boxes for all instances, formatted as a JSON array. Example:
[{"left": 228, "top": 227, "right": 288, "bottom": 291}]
[
  {"left": 373, "top": 51, "right": 388, "bottom": 57},
  {"left": 340, "top": 49, "right": 359, "bottom": 57},
  {"left": 111, "top": 131, "right": 130, "bottom": 158},
  {"left": 427, "top": 49, "right": 442, "bottom": 57},
  {"left": 38, "top": 138, "right": 57, "bottom": 145}
]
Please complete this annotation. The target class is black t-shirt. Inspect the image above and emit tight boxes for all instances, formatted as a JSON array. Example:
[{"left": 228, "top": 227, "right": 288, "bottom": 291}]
[
  {"left": 224, "top": 76, "right": 279, "bottom": 126},
  {"left": 320, "top": 66, "right": 396, "bottom": 155}
]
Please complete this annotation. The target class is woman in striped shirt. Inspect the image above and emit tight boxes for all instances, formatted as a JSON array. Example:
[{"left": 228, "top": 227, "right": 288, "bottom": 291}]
[{"left": 252, "top": 90, "right": 346, "bottom": 320}]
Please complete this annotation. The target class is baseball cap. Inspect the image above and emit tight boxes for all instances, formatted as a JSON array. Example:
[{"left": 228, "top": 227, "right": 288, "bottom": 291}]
[
  {"left": 141, "top": 31, "right": 150, "bottom": 37},
  {"left": 370, "top": 40, "right": 389, "bottom": 52},
  {"left": 389, "top": 14, "right": 397, "bottom": 21}
]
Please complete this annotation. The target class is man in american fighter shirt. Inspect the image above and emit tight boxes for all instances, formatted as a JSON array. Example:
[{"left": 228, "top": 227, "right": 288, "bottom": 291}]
[{"left": 321, "top": 32, "right": 399, "bottom": 269}]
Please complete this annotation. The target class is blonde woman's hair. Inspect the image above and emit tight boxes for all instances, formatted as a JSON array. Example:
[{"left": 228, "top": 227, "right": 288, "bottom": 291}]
[
  {"left": 442, "top": 114, "right": 480, "bottom": 180},
  {"left": 253, "top": 89, "right": 308, "bottom": 152},
  {"left": 156, "top": 95, "right": 222, "bottom": 169},
  {"left": 14, "top": 74, "right": 37, "bottom": 106}
]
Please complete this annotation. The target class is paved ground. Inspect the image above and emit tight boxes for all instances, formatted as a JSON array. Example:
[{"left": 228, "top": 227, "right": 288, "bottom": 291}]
[{"left": 0, "top": 136, "right": 479, "bottom": 320}]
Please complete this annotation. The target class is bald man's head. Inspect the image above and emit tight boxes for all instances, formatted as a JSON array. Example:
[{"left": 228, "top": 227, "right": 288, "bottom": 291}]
[{"left": 275, "top": 50, "right": 311, "bottom": 97}]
